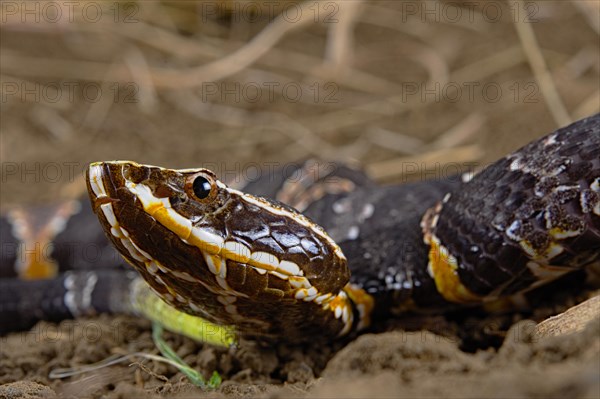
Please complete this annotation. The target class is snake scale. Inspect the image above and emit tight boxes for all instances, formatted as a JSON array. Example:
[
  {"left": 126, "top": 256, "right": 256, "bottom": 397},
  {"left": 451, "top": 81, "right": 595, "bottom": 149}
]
[{"left": 1, "top": 114, "right": 599, "bottom": 344}]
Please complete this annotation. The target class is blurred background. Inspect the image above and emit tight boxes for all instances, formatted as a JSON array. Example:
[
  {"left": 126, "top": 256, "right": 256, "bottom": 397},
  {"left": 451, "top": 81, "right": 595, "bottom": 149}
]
[{"left": 1, "top": 0, "right": 598, "bottom": 206}]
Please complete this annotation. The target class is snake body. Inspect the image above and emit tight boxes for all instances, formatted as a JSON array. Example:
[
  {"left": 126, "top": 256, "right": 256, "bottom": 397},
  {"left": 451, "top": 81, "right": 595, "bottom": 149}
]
[{"left": 1, "top": 114, "right": 599, "bottom": 343}]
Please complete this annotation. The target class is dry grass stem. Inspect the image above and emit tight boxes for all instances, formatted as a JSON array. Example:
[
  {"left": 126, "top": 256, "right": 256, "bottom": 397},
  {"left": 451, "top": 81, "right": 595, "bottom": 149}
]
[
  {"left": 123, "top": 47, "right": 159, "bottom": 113},
  {"left": 571, "top": 1, "right": 600, "bottom": 34},
  {"left": 428, "top": 113, "right": 486, "bottom": 150},
  {"left": 367, "top": 127, "right": 426, "bottom": 155},
  {"left": 513, "top": 0, "right": 572, "bottom": 126},
  {"left": 323, "top": 1, "right": 364, "bottom": 71},
  {"left": 573, "top": 90, "right": 600, "bottom": 119}
]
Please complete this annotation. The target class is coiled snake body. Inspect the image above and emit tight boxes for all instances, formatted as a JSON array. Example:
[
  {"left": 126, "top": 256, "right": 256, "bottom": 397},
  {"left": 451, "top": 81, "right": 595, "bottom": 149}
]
[{"left": 1, "top": 114, "right": 599, "bottom": 344}]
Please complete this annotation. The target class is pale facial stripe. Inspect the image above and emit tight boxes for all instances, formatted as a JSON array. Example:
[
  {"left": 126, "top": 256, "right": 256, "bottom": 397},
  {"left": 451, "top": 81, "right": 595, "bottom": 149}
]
[{"left": 89, "top": 163, "right": 109, "bottom": 199}]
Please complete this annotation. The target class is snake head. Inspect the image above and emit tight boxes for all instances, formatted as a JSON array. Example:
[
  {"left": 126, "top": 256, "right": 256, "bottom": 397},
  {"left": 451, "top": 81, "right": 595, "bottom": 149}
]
[{"left": 86, "top": 161, "right": 354, "bottom": 342}]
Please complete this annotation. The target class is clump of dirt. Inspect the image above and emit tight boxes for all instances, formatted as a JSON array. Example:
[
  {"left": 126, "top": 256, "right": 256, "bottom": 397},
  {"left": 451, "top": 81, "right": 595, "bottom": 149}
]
[{"left": 315, "top": 318, "right": 599, "bottom": 399}]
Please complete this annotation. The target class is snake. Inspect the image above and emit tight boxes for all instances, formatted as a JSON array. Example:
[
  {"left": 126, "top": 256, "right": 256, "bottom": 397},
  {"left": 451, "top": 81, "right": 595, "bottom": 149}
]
[{"left": 1, "top": 113, "right": 599, "bottom": 345}]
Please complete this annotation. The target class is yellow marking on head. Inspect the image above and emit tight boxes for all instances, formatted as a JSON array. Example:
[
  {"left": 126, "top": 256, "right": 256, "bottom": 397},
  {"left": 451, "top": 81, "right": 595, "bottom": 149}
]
[
  {"left": 222, "top": 241, "right": 251, "bottom": 264},
  {"left": 248, "top": 251, "right": 279, "bottom": 271},
  {"left": 428, "top": 236, "right": 481, "bottom": 303},
  {"left": 145, "top": 202, "right": 163, "bottom": 217},
  {"left": 130, "top": 186, "right": 192, "bottom": 240},
  {"left": 186, "top": 230, "right": 223, "bottom": 254},
  {"left": 152, "top": 208, "right": 192, "bottom": 239},
  {"left": 289, "top": 276, "right": 311, "bottom": 289}
]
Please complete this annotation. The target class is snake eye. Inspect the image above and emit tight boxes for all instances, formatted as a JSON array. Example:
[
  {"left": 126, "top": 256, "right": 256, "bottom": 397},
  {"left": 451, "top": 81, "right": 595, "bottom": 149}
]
[
  {"left": 185, "top": 172, "right": 217, "bottom": 202},
  {"left": 192, "top": 176, "right": 212, "bottom": 199}
]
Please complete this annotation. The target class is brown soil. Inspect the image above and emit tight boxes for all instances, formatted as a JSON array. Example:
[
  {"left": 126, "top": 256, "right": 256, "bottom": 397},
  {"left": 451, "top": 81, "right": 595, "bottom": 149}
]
[
  {"left": 1, "top": 1, "right": 599, "bottom": 398},
  {"left": 1, "top": 301, "right": 599, "bottom": 398}
]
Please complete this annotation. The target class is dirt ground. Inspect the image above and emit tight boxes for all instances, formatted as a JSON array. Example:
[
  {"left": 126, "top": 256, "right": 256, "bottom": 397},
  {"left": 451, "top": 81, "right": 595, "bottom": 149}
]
[
  {"left": 1, "top": 1, "right": 599, "bottom": 398},
  {"left": 1, "top": 294, "right": 599, "bottom": 398}
]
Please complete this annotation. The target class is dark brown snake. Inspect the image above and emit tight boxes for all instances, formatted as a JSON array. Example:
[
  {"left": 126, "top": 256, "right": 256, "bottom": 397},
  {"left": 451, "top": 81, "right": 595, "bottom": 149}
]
[{"left": 1, "top": 114, "right": 599, "bottom": 344}]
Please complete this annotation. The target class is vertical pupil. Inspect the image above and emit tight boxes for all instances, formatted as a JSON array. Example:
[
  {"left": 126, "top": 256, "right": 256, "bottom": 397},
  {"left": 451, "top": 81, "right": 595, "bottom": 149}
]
[{"left": 193, "top": 176, "right": 211, "bottom": 199}]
